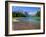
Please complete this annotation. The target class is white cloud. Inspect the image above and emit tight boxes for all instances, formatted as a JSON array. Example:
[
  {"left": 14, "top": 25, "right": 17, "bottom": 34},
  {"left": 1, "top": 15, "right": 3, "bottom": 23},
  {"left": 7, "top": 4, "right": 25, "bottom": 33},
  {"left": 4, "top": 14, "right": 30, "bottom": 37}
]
[{"left": 28, "top": 12, "right": 37, "bottom": 16}]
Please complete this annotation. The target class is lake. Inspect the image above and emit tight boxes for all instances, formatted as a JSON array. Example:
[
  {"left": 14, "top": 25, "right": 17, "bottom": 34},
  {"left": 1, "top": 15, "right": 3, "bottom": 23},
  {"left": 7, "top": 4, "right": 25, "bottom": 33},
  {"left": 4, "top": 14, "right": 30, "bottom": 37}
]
[
  {"left": 12, "top": 17, "right": 40, "bottom": 30},
  {"left": 16, "top": 17, "right": 40, "bottom": 23}
]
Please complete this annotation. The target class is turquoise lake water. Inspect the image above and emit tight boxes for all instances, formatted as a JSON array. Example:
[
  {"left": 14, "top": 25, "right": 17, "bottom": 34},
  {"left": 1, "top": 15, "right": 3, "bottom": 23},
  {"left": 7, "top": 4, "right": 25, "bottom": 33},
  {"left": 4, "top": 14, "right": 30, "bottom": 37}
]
[{"left": 16, "top": 17, "right": 40, "bottom": 23}]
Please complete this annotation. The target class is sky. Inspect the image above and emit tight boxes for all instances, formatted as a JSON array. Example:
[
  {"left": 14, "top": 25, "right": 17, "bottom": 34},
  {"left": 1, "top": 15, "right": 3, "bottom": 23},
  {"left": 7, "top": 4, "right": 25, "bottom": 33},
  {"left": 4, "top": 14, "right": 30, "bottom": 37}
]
[{"left": 12, "top": 6, "right": 40, "bottom": 15}]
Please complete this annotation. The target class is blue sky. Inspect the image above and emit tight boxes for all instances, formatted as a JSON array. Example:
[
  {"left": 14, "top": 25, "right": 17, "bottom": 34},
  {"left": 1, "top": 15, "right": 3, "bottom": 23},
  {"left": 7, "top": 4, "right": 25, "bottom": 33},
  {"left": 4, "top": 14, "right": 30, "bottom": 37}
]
[{"left": 12, "top": 6, "right": 40, "bottom": 15}]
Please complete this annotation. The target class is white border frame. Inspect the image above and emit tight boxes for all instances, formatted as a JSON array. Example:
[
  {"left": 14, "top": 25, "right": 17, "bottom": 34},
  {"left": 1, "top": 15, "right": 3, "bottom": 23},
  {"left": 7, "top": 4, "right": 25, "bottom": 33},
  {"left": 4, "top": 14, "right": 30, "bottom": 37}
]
[{"left": 8, "top": 2, "right": 44, "bottom": 34}]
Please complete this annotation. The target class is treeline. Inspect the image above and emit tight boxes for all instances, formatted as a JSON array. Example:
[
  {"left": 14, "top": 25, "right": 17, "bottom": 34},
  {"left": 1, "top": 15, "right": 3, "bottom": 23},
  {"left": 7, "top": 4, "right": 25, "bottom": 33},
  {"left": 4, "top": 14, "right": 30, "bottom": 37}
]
[
  {"left": 36, "top": 11, "right": 40, "bottom": 17},
  {"left": 12, "top": 11, "right": 28, "bottom": 17},
  {"left": 12, "top": 10, "right": 40, "bottom": 17}
]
